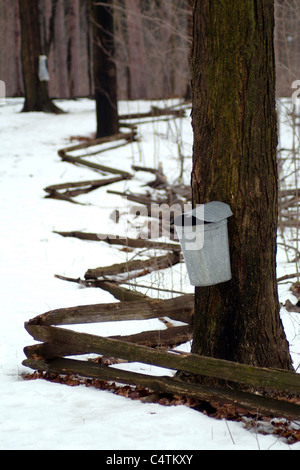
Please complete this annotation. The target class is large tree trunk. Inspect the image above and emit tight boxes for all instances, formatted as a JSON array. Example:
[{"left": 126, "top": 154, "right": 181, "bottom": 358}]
[
  {"left": 191, "top": 0, "right": 293, "bottom": 371},
  {"left": 18, "top": 0, "right": 62, "bottom": 113},
  {"left": 90, "top": 0, "right": 119, "bottom": 138}
]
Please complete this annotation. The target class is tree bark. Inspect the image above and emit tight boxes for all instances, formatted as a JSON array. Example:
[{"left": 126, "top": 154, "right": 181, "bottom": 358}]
[
  {"left": 18, "top": 0, "right": 63, "bottom": 113},
  {"left": 124, "top": 0, "right": 148, "bottom": 99},
  {"left": 54, "top": 0, "right": 69, "bottom": 98},
  {"left": 191, "top": 0, "right": 293, "bottom": 370},
  {"left": 90, "top": 0, "right": 119, "bottom": 137},
  {"left": 0, "top": 0, "right": 23, "bottom": 97},
  {"left": 69, "top": 0, "right": 81, "bottom": 97}
]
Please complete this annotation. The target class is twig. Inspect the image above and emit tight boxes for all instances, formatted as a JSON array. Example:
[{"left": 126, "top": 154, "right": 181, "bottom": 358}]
[
  {"left": 225, "top": 421, "right": 235, "bottom": 446},
  {"left": 120, "top": 281, "right": 187, "bottom": 295},
  {"left": 277, "top": 273, "right": 300, "bottom": 282}
]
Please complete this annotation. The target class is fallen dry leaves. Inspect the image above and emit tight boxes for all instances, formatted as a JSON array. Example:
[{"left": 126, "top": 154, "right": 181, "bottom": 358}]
[{"left": 23, "top": 369, "right": 300, "bottom": 445}]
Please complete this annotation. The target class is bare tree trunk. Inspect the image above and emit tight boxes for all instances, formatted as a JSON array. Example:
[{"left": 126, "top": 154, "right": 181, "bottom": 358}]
[
  {"left": 13, "top": 0, "right": 23, "bottom": 96},
  {"left": 160, "top": 0, "right": 173, "bottom": 98},
  {"left": 69, "top": 0, "right": 81, "bottom": 97},
  {"left": 18, "top": 0, "right": 63, "bottom": 113},
  {"left": 184, "top": 0, "right": 193, "bottom": 100},
  {"left": 4, "top": 2, "right": 14, "bottom": 96},
  {"left": 75, "top": 0, "right": 94, "bottom": 98},
  {"left": 90, "top": 0, "right": 119, "bottom": 137},
  {"left": 124, "top": 0, "right": 147, "bottom": 99},
  {"left": 54, "top": 0, "right": 69, "bottom": 98},
  {"left": 43, "top": 0, "right": 57, "bottom": 98},
  {"left": 1, "top": 0, "right": 22, "bottom": 97},
  {"left": 191, "top": 0, "right": 293, "bottom": 372}
]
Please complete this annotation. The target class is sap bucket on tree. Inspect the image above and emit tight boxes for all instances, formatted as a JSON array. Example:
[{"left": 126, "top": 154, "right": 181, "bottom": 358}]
[
  {"left": 38, "top": 55, "right": 50, "bottom": 82},
  {"left": 174, "top": 201, "right": 233, "bottom": 286}
]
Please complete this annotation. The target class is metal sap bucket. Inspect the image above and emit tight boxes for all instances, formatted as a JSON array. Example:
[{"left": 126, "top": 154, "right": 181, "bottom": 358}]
[
  {"left": 174, "top": 201, "right": 233, "bottom": 286},
  {"left": 38, "top": 55, "right": 50, "bottom": 82}
]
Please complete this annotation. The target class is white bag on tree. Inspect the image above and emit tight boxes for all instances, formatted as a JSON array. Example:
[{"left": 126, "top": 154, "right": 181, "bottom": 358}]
[{"left": 38, "top": 55, "right": 50, "bottom": 82}]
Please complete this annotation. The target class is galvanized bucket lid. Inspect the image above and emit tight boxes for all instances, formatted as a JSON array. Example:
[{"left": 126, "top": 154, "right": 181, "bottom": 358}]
[
  {"left": 198, "top": 201, "right": 232, "bottom": 223},
  {"left": 174, "top": 201, "right": 232, "bottom": 227}
]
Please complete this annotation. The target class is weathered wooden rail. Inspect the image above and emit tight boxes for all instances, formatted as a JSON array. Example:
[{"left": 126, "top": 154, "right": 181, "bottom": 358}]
[{"left": 23, "top": 295, "right": 300, "bottom": 421}]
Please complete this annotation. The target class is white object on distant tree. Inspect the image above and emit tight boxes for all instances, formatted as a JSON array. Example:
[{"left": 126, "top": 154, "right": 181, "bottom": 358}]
[
  {"left": 38, "top": 55, "right": 50, "bottom": 82},
  {"left": 0, "top": 80, "right": 6, "bottom": 104}
]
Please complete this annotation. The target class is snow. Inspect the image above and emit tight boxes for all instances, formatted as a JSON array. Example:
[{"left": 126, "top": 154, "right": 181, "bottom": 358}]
[{"left": 0, "top": 97, "right": 299, "bottom": 451}]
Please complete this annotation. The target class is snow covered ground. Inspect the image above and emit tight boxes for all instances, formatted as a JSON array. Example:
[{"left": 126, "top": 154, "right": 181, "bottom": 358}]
[{"left": 0, "top": 98, "right": 299, "bottom": 451}]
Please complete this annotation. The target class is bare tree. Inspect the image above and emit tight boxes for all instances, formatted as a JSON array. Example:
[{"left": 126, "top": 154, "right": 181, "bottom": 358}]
[
  {"left": 0, "top": 0, "right": 23, "bottom": 97},
  {"left": 124, "top": 0, "right": 147, "bottom": 99},
  {"left": 18, "top": 0, "right": 63, "bottom": 113},
  {"left": 69, "top": 0, "right": 81, "bottom": 97},
  {"left": 4, "top": 0, "right": 193, "bottom": 101},
  {"left": 191, "top": 0, "right": 293, "bottom": 372},
  {"left": 90, "top": 0, "right": 119, "bottom": 137},
  {"left": 10, "top": 1, "right": 300, "bottom": 102},
  {"left": 53, "top": 0, "right": 69, "bottom": 98},
  {"left": 275, "top": 0, "right": 300, "bottom": 97}
]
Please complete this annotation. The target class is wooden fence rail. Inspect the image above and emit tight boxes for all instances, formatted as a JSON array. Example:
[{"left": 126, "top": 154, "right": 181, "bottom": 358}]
[
  {"left": 22, "top": 296, "right": 300, "bottom": 421},
  {"left": 23, "top": 356, "right": 300, "bottom": 421}
]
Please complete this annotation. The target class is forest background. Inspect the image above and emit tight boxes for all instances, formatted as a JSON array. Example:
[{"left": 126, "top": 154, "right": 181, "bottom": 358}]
[{"left": 1, "top": 0, "right": 299, "bottom": 103}]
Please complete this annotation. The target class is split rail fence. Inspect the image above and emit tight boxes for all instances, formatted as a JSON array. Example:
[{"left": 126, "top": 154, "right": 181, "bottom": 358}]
[
  {"left": 23, "top": 294, "right": 300, "bottom": 421},
  {"left": 23, "top": 103, "right": 300, "bottom": 423}
]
